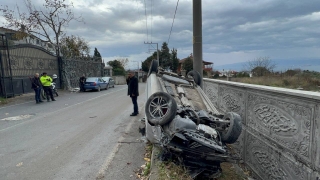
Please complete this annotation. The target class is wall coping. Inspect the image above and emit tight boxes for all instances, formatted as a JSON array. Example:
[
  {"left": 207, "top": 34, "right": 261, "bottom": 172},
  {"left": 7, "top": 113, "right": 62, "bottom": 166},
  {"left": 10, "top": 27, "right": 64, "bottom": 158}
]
[{"left": 204, "top": 78, "right": 320, "bottom": 101}]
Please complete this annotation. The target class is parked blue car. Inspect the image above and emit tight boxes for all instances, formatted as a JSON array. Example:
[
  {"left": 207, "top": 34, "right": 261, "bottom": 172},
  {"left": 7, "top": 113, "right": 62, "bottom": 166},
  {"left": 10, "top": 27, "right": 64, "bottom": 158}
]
[{"left": 83, "top": 77, "right": 108, "bottom": 91}]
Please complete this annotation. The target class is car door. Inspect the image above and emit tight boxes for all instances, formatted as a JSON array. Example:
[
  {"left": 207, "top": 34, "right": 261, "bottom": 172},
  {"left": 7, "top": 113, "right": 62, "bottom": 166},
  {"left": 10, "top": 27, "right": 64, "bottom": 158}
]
[
  {"left": 110, "top": 78, "right": 114, "bottom": 87},
  {"left": 98, "top": 78, "right": 106, "bottom": 89}
]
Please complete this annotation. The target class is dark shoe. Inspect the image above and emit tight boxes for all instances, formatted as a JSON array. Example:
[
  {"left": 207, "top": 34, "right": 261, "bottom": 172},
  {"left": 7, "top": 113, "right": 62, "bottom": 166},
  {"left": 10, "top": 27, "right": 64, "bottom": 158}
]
[
  {"left": 52, "top": 99, "right": 56, "bottom": 101},
  {"left": 47, "top": 99, "right": 50, "bottom": 102},
  {"left": 39, "top": 101, "right": 44, "bottom": 103},
  {"left": 36, "top": 101, "right": 39, "bottom": 104},
  {"left": 130, "top": 113, "right": 138, "bottom": 116}
]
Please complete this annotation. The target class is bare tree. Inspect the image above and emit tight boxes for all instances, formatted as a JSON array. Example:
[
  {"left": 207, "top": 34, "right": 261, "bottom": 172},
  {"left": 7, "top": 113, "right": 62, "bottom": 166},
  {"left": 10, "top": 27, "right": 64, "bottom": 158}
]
[
  {"left": 0, "top": 0, "right": 83, "bottom": 54},
  {"left": 117, "top": 58, "right": 129, "bottom": 69},
  {"left": 244, "top": 57, "right": 276, "bottom": 76}
]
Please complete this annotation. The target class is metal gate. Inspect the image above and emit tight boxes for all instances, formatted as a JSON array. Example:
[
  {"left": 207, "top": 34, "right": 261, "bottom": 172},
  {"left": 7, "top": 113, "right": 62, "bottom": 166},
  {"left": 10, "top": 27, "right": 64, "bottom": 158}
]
[{"left": 0, "top": 34, "right": 59, "bottom": 97}]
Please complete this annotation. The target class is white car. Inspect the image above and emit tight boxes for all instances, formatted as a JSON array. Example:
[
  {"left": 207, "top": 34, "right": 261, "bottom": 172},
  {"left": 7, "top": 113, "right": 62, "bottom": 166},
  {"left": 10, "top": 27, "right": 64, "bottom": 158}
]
[{"left": 102, "top": 77, "right": 115, "bottom": 89}]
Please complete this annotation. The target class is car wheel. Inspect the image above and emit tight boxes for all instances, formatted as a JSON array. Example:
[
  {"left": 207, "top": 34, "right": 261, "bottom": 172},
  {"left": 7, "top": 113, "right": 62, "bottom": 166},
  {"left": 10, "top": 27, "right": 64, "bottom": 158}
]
[
  {"left": 148, "top": 59, "right": 158, "bottom": 76},
  {"left": 97, "top": 86, "right": 101, "bottom": 92},
  {"left": 187, "top": 70, "right": 201, "bottom": 86},
  {"left": 145, "top": 92, "right": 177, "bottom": 126},
  {"left": 220, "top": 112, "right": 242, "bottom": 144}
]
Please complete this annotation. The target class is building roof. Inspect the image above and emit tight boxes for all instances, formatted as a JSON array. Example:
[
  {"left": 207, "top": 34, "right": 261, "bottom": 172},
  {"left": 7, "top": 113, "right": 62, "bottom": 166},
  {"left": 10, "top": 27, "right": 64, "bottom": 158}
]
[
  {"left": 104, "top": 66, "right": 113, "bottom": 69},
  {"left": 179, "top": 53, "right": 213, "bottom": 65},
  {"left": 0, "top": 27, "right": 19, "bottom": 34},
  {"left": 179, "top": 58, "right": 213, "bottom": 65}
]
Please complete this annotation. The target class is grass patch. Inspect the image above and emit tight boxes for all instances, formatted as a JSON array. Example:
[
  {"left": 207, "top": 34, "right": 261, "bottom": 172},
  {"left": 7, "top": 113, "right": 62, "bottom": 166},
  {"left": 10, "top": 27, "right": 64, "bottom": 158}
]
[
  {"left": 231, "top": 75, "right": 320, "bottom": 91},
  {"left": 216, "top": 163, "right": 247, "bottom": 180},
  {"left": 158, "top": 160, "right": 192, "bottom": 180},
  {"left": 0, "top": 97, "right": 8, "bottom": 105},
  {"left": 137, "top": 142, "right": 153, "bottom": 179}
]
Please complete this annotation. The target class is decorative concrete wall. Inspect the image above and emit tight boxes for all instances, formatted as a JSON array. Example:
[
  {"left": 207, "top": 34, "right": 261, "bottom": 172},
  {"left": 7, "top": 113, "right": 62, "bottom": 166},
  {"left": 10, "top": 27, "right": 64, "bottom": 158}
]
[
  {"left": 112, "top": 76, "right": 126, "bottom": 85},
  {"left": 203, "top": 78, "right": 320, "bottom": 180}
]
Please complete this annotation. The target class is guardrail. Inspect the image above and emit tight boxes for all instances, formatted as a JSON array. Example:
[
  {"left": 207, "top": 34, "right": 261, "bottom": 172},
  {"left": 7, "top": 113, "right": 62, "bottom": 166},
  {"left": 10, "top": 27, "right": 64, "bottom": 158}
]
[{"left": 203, "top": 78, "right": 320, "bottom": 180}]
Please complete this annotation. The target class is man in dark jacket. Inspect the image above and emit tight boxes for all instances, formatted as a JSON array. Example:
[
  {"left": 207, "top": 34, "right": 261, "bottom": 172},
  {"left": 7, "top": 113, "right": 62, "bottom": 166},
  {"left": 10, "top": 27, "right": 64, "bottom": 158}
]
[
  {"left": 31, "top": 73, "right": 43, "bottom": 104},
  {"left": 79, "top": 75, "right": 86, "bottom": 92},
  {"left": 128, "top": 72, "right": 139, "bottom": 116}
]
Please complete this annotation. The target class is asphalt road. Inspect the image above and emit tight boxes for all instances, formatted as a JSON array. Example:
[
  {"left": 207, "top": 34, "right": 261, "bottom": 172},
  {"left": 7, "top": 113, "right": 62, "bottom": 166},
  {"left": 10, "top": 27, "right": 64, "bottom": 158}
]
[{"left": 0, "top": 84, "right": 146, "bottom": 180}]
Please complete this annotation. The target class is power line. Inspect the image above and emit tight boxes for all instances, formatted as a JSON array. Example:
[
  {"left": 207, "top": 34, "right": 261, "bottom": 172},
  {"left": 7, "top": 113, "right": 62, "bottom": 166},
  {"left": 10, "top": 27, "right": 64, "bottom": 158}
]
[
  {"left": 168, "top": 0, "right": 179, "bottom": 44},
  {"left": 144, "top": 0, "right": 149, "bottom": 42},
  {"left": 150, "top": 0, "right": 153, "bottom": 42}
]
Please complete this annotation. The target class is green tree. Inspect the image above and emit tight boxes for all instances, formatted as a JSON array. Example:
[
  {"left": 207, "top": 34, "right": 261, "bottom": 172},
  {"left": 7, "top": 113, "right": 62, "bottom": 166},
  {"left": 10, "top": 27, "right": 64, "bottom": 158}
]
[
  {"left": 142, "top": 51, "right": 157, "bottom": 72},
  {"left": 171, "top": 48, "right": 179, "bottom": 72},
  {"left": 252, "top": 66, "right": 270, "bottom": 77},
  {"left": 159, "top": 42, "right": 171, "bottom": 70},
  {"left": 93, "top": 47, "right": 102, "bottom": 62},
  {"left": 107, "top": 60, "right": 125, "bottom": 76},
  {"left": 183, "top": 57, "right": 193, "bottom": 74},
  {"left": 60, "top": 35, "right": 90, "bottom": 58}
]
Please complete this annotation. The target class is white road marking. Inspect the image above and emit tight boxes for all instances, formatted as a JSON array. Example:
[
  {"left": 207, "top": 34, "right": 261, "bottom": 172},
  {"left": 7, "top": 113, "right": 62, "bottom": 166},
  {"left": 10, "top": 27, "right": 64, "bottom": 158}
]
[
  {"left": 1, "top": 114, "right": 34, "bottom": 121},
  {"left": 0, "top": 87, "right": 128, "bottom": 133}
]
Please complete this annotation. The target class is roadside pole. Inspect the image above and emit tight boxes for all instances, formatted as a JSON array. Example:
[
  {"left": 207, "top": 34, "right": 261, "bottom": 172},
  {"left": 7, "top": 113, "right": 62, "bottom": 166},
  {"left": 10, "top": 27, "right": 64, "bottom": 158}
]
[{"left": 193, "top": 0, "right": 203, "bottom": 88}]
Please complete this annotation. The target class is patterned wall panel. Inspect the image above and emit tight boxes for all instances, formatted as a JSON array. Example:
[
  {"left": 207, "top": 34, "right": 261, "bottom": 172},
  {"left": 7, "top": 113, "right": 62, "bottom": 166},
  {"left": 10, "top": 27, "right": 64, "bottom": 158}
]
[
  {"left": 204, "top": 81, "right": 219, "bottom": 107},
  {"left": 247, "top": 92, "right": 314, "bottom": 165},
  {"left": 203, "top": 79, "right": 320, "bottom": 179},
  {"left": 315, "top": 104, "right": 320, "bottom": 172},
  {"left": 218, "top": 85, "right": 246, "bottom": 123},
  {"left": 245, "top": 131, "right": 311, "bottom": 180}
]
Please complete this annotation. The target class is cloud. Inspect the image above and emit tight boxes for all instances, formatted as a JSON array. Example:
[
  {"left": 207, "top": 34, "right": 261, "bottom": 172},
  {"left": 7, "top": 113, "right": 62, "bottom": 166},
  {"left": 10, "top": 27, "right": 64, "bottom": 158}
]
[{"left": 1, "top": 0, "right": 320, "bottom": 69}]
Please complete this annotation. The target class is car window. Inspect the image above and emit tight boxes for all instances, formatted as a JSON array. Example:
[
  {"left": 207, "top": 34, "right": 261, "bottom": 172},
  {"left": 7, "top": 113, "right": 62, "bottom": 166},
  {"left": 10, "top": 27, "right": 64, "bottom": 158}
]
[
  {"left": 86, "top": 77, "right": 97, "bottom": 82},
  {"left": 102, "top": 77, "right": 110, "bottom": 81}
]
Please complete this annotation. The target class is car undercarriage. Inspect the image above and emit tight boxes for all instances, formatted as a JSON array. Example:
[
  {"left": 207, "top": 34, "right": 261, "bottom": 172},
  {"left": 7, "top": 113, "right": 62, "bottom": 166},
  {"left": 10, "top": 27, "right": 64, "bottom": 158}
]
[{"left": 145, "top": 60, "right": 242, "bottom": 179}]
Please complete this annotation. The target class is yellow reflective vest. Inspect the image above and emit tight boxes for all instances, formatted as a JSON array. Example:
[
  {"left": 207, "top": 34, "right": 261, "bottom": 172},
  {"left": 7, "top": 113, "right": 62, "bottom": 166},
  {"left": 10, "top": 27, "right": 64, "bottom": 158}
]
[{"left": 40, "top": 76, "right": 52, "bottom": 87}]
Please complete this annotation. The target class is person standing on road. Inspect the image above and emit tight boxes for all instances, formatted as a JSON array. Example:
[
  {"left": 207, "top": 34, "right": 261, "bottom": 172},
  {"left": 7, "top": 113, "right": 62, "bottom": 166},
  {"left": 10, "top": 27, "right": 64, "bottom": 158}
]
[
  {"left": 79, "top": 75, "right": 86, "bottom": 92},
  {"left": 31, "top": 73, "right": 43, "bottom": 104},
  {"left": 128, "top": 71, "right": 139, "bottom": 116},
  {"left": 40, "top": 72, "right": 56, "bottom": 102}
]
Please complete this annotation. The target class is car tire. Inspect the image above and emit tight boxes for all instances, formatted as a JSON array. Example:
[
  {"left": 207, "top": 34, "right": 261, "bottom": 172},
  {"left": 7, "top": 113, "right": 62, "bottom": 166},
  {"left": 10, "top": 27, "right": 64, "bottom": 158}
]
[
  {"left": 220, "top": 112, "right": 242, "bottom": 144},
  {"left": 145, "top": 92, "right": 177, "bottom": 126},
  {"left": 98, "top": 86, "right": 101, "bottom": 92},
  {"left": 187, "top": 70, "right": 201, "bottom": 86},
  {"left": 148, "top": 59, "right": 158, "bottom": 76}
]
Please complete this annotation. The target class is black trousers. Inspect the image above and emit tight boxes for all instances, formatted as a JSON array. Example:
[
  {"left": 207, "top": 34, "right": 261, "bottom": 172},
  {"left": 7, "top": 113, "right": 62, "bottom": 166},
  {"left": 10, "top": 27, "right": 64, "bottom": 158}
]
[
  {"left": 43, "top": 86, "right": 54, "bottom": 100},
  {"left": 131, "top": 96, "right": 138, "bottom": 113},
  {"left": 80, "top": 83, "right": 85, "bottom": 91}
]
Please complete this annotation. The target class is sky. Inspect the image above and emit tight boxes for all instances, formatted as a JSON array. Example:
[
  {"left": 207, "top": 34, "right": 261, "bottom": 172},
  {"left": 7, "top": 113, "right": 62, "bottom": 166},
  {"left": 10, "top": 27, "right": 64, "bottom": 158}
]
[{"left": 1, "top": 0, "right": 320, "bottom": 70}]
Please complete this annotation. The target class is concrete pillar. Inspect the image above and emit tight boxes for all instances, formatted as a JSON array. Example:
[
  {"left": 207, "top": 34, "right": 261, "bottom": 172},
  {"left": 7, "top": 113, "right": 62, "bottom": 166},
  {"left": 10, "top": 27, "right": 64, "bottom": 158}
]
[{"left": 193, "top": 0, "right": 203, "bottom": 88}]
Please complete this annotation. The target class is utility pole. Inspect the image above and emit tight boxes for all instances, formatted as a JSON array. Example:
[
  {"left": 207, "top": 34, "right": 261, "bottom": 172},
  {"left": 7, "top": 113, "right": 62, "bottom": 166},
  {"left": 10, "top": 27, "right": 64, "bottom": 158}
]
[
  {"left": 132, "top": 60, "right": 139, "bottom": 78},
  {"left": 144, "top": 42, "right": 159, "bottom": 66},
  {"left": 193, "top": 0, "right": 203, "bottom": 88}
]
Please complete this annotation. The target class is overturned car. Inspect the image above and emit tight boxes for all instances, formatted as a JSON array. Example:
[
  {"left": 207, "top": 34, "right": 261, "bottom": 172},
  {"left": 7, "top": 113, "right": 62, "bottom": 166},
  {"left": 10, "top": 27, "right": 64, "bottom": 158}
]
[{"left": 144, "top": 60, "right": 242, "bottom": 179}]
